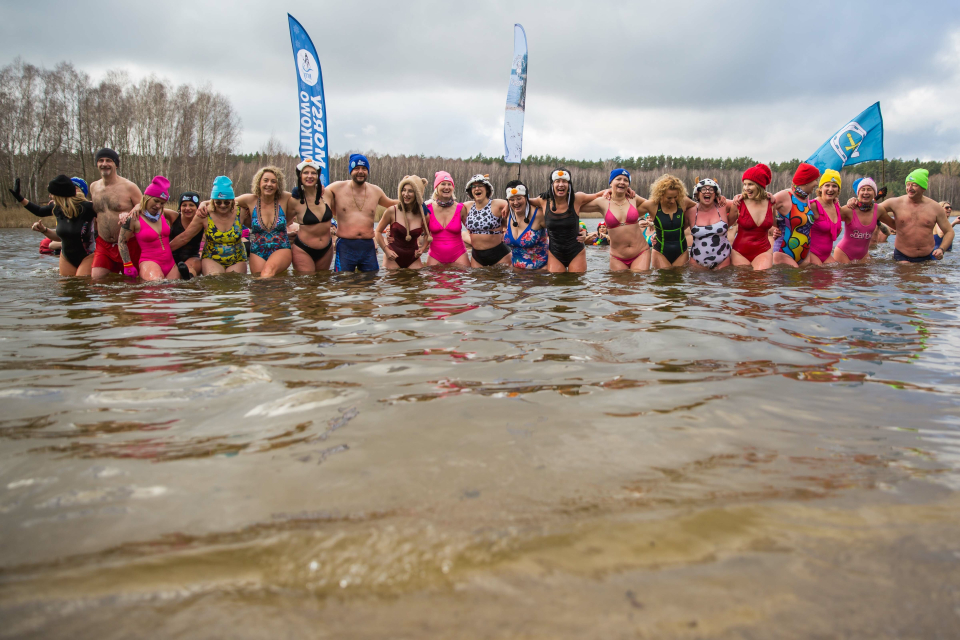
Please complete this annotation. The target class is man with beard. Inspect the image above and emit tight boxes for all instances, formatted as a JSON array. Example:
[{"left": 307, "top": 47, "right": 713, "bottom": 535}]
[
  {"left": 878, "top": 169, "right": 952, "bottom": 263},
  {"left": 88, "top": 148, "right": 143, "bottom": 278},
  {"left": 323, "top": 154, "right": 397, "bottom": 272}
]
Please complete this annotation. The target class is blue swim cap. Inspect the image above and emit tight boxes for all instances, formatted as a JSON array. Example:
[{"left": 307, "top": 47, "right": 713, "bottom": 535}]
[
  {"left": 71, "top": 177, "right": 89, "bottom": 197},
  {"left": 349, "top": 154, "right": 370, "bottom": 173},
  {"left": 211, "top": 175, "right": 235, "bottom": 200},
  {"left": 609, "top": 168, "right": 631, "bottom": 184}
]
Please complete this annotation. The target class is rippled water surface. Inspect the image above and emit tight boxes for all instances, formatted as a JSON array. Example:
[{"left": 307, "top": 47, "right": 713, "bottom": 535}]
[{"left": 2, "top": 228, "right": 960, "bottom": 639}]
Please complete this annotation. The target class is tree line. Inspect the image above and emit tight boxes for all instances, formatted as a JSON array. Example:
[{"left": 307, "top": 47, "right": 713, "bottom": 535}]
[{"left": 2, "top": 57, "right": 958, "bottom": 211}]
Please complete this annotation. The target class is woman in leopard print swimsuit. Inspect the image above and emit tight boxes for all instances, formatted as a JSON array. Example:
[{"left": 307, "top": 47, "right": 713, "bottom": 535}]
[{"left": 462, "top": 174, "right": 511, "bottom": 267}]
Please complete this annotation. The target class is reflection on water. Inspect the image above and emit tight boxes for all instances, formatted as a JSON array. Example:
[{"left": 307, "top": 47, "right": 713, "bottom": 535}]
[{"left": 1, "top": 228, "right": 960, "bottom": 638}]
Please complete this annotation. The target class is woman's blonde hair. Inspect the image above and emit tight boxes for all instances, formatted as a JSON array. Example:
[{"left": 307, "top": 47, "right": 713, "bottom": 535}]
[
  {"left": 138, "top": 195, "right": 167, "bottom": 216},
  {"left": 52, "top": 194, "right": 86, "bottom": 219},
  {"left": 939, "top": 201, "right": 951, "bottom": 209},
  {"left": 252, "top": 166, "right": 285, "bottom": 197},
  {"left": 649, "top": 174, "right": 687, "bottom": 205},
  {"left": 741, "top": 180, "right": 768, "bottom": 202}
]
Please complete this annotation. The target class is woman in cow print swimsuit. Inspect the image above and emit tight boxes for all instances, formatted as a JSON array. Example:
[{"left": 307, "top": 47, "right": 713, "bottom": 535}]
[{"left": 687, "top": 178, "right": 736, "bottom": 270}]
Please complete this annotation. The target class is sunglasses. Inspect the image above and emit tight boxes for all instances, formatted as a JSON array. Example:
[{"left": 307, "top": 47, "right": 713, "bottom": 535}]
[{"left": 213, "top": 199, "right": 233, "bottom": 206}]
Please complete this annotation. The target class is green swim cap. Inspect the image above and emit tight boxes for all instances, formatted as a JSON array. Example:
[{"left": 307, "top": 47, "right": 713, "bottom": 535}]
[{"left": 906, "top": 168, "right": 929, "bottom": 190}]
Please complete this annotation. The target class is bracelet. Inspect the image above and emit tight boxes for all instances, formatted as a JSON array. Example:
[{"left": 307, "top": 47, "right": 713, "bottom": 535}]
[{"left": 123, "top": 262, "right": 134, "bottom": 269}]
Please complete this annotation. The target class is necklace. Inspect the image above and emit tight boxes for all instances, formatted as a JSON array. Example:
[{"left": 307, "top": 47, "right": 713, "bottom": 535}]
[
  {"left": 257, "top": 197, "right": 279, "bottom": 231},
  {"left": 350, "top": 183, "right": 367, "bottom": 212}
]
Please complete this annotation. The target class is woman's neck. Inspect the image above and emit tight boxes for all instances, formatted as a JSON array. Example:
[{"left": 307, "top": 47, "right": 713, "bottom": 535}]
[{"left": 474, "top": 196, "right": 489, "bottom": 208}]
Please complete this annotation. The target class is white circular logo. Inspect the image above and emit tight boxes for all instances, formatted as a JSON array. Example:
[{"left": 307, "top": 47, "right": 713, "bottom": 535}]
[{"left": 297, "top": 49, "right": 318, "bottom": 86}]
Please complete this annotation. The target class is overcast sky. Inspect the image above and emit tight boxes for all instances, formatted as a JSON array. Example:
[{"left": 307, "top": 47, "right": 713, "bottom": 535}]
[{"left": 3, "top": 0, "right": 959, "bottom": 162}]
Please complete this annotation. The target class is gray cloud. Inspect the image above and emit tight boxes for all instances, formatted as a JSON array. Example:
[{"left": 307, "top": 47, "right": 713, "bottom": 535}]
[{"left": 2, "top": 0, "right": 959, "bottom": 160}]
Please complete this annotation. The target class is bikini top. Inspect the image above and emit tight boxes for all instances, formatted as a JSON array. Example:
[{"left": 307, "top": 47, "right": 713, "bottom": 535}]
[
  {"left": 302, "top": 202, "right": 332, "bottom": 225},
  {"left": 465, "top": 201, "right": 502, "bottom": 235},
  {"left": 604, "top": 201, "right": 640, "bottom": 229}
]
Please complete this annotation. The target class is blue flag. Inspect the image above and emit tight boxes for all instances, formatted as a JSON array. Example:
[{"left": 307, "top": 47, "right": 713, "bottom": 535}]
[
  {"left": 288, "top": 14, "right": 329, "bottom": 187},
  {"left": 806, "top": 102, "right": 884, "bottom": 174},
  {"left": 503, "top": 24, "right": 528, "bottom": 164}
]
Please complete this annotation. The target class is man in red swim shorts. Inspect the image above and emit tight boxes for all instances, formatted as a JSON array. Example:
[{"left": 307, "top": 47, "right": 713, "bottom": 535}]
[{"left": 88, "top": 148, "right": 143, "bottom": 278}]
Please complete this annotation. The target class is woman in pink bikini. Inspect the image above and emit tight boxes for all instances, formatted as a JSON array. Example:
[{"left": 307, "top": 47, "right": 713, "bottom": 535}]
[
  {"left": 834, "top": 177, "right": 896, "bottom": 264},
  {"left": 118, "top": 176, "right": 180, "bottom": 281},
  {"left": 807, "top": 170, "right": 844, "bottom": 266},
  {"left": 579, "top": 168, "right": 652, "bottom": 271},
  {"left": 426, "top": 171, "right": 470, "bottom": 267}
]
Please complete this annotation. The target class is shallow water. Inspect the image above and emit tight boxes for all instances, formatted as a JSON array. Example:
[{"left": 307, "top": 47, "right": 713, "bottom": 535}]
[{"left": 1, "top": 227, "right": 959, "bottom": 639}]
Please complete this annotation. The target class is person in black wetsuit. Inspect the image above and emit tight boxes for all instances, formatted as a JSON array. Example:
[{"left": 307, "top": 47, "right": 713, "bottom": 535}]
[
  {"left": 527, "top": 169, "right": 607, "bottom": 273},
  {"left": 10, "top": 176, "right": 97, "bottom": 276},
  {"left": 168, "top": 191, "right": 203, "bottom": 278}
]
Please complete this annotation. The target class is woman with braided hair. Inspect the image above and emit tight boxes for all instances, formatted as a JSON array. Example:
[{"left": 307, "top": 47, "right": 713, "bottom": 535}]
[{"left": 289, "top": 159, "right": 335, "bottom": 272}]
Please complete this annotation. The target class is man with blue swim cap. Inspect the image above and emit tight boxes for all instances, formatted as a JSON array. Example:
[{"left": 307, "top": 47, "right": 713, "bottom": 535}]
[{"left": 324, "top": 153, "right": 399, "bottom": 272}]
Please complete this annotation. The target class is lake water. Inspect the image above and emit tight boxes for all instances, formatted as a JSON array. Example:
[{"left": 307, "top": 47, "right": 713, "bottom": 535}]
[{"left": 1, "top": 227, "right": 959, "bottom": 639}]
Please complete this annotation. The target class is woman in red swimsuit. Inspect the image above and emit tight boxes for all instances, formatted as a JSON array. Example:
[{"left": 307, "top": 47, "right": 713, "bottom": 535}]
[{"left": 731, "top": 164, "right": 776, "bottom": 270}]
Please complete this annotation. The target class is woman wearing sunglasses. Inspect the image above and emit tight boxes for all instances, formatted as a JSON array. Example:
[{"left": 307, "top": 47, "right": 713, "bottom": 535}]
[{"left": 176, "top": 176, "right": 248, "bottom": 275}]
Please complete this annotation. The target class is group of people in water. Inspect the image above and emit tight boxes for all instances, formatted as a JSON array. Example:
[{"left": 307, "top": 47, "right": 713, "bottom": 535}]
[{"left": 10, "top": 148, "right": 959, "bottom": 280}]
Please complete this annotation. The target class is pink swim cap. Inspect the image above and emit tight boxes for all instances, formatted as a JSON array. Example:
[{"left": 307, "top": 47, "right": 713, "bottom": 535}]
[
  {"left": 434, "top": 171, "right": 454, "bottom": 190},
  {"left": 144, "top": 175, "right": 171, "bottom": 200}
]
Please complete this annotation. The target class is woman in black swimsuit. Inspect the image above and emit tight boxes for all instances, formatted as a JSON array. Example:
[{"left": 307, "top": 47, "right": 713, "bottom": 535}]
[
  {"left": 288, "top": 159, "right": 335, "bottom": 273},
  {"left": 10, "top": 176, "right": 97, "bottom": 276},
  {"left": 636, "top": 174, "right": 698, "bottom": 269},
  {"left": 168, "top": 191, "right": 203, "bottom": 278},
  {"left": 527, "top": 169, "right": 606, "bottom": 273}
]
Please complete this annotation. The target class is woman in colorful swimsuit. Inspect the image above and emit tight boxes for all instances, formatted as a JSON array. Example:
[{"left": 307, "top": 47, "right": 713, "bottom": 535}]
[
  {"left": 770, "top": 162, "right": 820, "bottom": 267},
  {"left": 502, "top": 180, "right": 548, "bottom": 270},
  {"left": 462, "top": 174, "right": 511, "bottom": 267},
  {"left": 834, "top": 177, "right": 895, "bottom": 264},
  {"left": 177, "top": 176, "right": 248, "bottom": 275},
  {"left": 376, "top": 175, "right": 430, "bottom": 270},
  {"left": 232, "top": 166, "right": 294, "bottom": 277},
  {"left": 288, "top": 159, "right": 335, "bottom": 273},
  {"left": 806, "top": 170, "right": 844, "bottom": 266},
  {"left": 579, "top": 168, "right": 652, "bottom": 271},
  {"left": 527, "top": 169, "right": 606, "bottom": 273},
  {"left": 731, "top": 164, "right": 776, "bottom": 270},
  {"left": 687, "top": 178, "right": 736, "bottom": 270},
  {"left": 10, "top": 175, "right": 96, "bottom": 276},
  {"left": 426, "top": 171, "right": 470, "bottom": 267},
  {"left": 118, "top": 176, "right": 180, "bottom": 281}
]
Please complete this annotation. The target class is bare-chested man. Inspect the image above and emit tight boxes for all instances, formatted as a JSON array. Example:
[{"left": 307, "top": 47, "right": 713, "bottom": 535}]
[
  {"left": 879, "top": 169, "right": 953, "bottom": 263},
  {"left": 323, "top": 154, "right": 397, "bottom": 272},
  {"left": 88, "top": 148, "right": 143, "bottom": 278}
]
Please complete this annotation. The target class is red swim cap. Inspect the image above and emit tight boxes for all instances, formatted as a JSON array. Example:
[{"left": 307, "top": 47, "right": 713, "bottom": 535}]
[
  {"left": 742, "top": 163, "right": 772, "bottom": 188},
  {"left": 792, "top": 163, "right": 820, "bottom": 187}
]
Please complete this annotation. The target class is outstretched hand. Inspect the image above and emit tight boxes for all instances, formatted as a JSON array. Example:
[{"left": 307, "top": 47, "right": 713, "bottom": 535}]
[
  {"left": 732, "top": 194, "right": 744, "bottom": 206},
  {"left": 8, "top": 178, "right": 24, "bottom": 203}
]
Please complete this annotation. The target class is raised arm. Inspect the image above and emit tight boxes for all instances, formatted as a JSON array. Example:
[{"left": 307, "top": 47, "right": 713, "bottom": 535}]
[
  {"left": 577, "top": 192, "right": 609, "bottom": 214},
  {"left": 169, "top": 211, "right": 206, "bottom": 251},
  {"left": 376, "top": 186, "right": 399, "bottom": 209},
  {"left": 573, "top": 190, "right": 607, "bottom": 209}
]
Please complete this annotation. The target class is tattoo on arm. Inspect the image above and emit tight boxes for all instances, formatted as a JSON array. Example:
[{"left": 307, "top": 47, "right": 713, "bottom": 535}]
[{"left": 118, "top": 228, "right": 131, "bottom": 264}]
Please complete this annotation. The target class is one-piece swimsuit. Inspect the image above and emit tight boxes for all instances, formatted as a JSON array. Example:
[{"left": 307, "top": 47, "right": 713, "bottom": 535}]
[
  {"left": 201, "top": 212, "right": 247, "bottom": 266},
  {"left": 654, "top": 205, "right": 687, "bottom": 263},
  {"left": 388, "top": 209, "right": 424, "bottom": 269},
  {"left": 250, "top": 202, "right": 290, "bottom": 260},
  {"left": 25, "top": 200, "right": 97, "bottom": 268},
  {"left": 835, "top": 204, "right": 877, "bottom": 262},
  {"left": 427, "top": 203, "right": 467, "bottom": 263},
  {"left": 504, "top": 208, "right": 548, "bottom": 269},
  {"left": 776, "top": 194, "right": 815, "bottom": 262},
  {"left": 689, "top": 205, "right": 731, "bottom": 269},
  {"left": 170, "top": 214, "right": 203, "bottom": 263},
  {"left": 545, "top": 202, "right": 584, "bottom": 267},
  {"left": 808, "top": 200, "right": 843, "bottom": 262},
  {"left": 135, "top": 215, "right": 176, "bottom": 273},
  {"left": 732, "top": 199, "right": 774, "bottom": 262}
]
